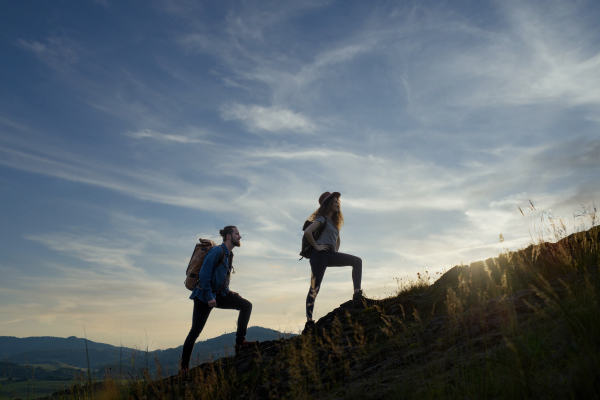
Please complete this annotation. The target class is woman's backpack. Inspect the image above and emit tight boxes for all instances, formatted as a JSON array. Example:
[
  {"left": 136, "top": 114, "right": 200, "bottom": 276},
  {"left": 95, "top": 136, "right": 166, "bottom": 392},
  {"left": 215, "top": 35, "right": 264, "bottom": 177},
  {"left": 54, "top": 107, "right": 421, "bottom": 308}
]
[
  {"left": 184, "top": 239, "right": 225, "bottom": 290},
  {"left": 299, "top": 218, "right": 328, "bottom": 260}
]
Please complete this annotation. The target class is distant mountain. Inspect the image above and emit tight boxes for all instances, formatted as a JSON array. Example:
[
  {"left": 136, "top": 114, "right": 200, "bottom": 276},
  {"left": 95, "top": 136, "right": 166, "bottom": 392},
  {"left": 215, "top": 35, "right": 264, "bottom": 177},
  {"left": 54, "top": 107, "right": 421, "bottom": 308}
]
[
  {"left": 0, "top": 335, "right": 116, "bottom": 357},
  {"left": 150, "top": 326, "right": 296, "bottom": 372},
  {"left": 0, "top": 327, "right": 296, "bottom": 374}
]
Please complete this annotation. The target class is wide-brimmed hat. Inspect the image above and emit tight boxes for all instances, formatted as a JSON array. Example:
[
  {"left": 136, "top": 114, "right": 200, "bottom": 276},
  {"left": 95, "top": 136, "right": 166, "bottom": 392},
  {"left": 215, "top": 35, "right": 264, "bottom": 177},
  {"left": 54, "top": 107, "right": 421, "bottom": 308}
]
[{"left": 318, "top": 191, "right": 341, "bottom": 206}]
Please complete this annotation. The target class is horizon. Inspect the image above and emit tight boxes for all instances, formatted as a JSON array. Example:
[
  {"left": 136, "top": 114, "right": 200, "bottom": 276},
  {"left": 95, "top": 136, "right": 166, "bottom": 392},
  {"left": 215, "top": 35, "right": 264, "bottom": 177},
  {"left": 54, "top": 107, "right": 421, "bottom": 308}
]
[
  {"left": 1, "top": 0, "right": 599, "bottom": 351},
  {"left": 1, "top": 325, "right": 293, "bottom": 352}
]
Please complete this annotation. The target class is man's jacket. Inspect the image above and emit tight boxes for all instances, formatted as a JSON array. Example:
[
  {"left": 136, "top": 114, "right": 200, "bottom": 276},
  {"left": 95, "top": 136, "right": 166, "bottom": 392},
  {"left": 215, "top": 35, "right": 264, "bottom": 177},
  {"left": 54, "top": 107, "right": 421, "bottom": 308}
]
[{"left": 189, "top": 243, "right": 232, "bottom": 303}]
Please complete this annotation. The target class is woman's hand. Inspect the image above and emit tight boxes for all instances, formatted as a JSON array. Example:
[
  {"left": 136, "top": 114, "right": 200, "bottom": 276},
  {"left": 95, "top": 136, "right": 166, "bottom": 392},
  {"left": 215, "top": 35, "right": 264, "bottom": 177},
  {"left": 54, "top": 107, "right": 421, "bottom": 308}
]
[
  {"left": 314, "top": 244, "right": 330, "bottom": 251},
  {"left": 208, "top": 299, "right": 217, "bottom": 308}
]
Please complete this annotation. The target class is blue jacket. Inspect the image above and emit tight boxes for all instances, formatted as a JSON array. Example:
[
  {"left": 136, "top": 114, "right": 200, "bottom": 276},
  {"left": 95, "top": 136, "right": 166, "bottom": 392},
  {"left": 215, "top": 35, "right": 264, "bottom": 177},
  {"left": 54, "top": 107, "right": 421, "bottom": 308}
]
[{"left": 189, "top": 243, "right": 232, "bottom": 303}]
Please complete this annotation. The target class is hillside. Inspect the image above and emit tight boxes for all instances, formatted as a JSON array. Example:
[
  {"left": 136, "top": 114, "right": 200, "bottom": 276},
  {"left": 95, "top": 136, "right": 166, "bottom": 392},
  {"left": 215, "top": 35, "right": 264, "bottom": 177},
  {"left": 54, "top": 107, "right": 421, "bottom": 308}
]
[
  {"left": 45, "top": 225, "right": 600, "bottom": 399},
  {"left": 1, "top": 327, "right": 293, "bottom": 375},
  {"left": 0, "top": 361, "right": 81, "bottom": 381}
]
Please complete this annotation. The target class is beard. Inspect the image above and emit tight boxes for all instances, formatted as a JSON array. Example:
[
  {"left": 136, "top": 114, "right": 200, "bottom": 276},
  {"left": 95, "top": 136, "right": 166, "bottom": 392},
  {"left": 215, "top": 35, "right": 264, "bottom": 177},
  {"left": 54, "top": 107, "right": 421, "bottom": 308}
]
[{"left": 232, "top": 237, "right": 241, "bottom": 247}]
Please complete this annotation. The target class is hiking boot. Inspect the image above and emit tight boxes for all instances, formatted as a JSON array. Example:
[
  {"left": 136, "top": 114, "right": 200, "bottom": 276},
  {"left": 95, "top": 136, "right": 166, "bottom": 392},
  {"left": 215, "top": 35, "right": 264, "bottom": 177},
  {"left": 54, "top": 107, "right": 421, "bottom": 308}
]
[
  {"left": 179, "top": 366, "right": 191, "bottom": 382},
  {"left": 352, "top": 289, "right": 365, "bottom": 302},
  {"left": 352, "top": 290, "right": 376, "bottom": 306},
  {"left": 235, "top": 340, "right": 258, "bottom": 355},
  {"left": 302, "top": 320, "right": 316, "bottom": 336}
]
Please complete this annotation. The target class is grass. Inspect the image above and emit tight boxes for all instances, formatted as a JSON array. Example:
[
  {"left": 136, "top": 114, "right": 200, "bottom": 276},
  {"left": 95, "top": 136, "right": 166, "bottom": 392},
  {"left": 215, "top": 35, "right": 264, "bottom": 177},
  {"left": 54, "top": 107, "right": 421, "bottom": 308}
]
[
  {"left": 8, "top": 202, "right": 600, "bottom": 399},
  {"left": 0, "top": 379, "right": 76, "bottom": 400}
]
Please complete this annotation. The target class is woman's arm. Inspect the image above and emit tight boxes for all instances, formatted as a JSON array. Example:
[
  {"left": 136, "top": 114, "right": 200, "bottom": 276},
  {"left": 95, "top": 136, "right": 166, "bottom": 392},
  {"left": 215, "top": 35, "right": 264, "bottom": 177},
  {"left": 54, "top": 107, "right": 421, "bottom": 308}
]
[
  {"left": 335, "top": 236, "right": 340, "bottom": 252},
  {"left": 304, "top": 220, "right": 329, "bottom": 251}
]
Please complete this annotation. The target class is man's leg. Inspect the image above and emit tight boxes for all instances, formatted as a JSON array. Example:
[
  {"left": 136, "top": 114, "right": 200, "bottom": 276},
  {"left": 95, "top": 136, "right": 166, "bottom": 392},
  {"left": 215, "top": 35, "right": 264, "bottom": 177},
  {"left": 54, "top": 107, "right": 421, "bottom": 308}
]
[
  {"left": 181, "top": 297, "right": 212, "bottom": 369},
  {"left": 217, "top": 293, "right": 253, "bottom": 345}
]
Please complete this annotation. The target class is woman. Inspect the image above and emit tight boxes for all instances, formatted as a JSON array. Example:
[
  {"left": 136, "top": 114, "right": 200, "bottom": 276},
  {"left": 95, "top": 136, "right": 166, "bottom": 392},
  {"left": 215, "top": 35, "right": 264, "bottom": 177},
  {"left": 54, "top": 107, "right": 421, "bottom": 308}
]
[{"left": 303, "top": 191, "right": 364, "bottom": 334}]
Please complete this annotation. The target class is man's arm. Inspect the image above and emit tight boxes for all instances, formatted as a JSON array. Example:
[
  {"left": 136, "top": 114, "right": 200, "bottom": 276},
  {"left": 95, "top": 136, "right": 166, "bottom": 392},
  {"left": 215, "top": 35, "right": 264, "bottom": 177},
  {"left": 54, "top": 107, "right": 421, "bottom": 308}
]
[{"left": 200, "top": 247, "right": 222, "bottom": 304}]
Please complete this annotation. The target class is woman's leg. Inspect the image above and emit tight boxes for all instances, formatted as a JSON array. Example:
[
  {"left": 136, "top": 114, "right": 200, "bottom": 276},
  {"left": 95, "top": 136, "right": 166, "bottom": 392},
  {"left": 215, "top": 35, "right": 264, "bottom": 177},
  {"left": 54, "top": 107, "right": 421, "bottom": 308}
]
[
  {"left": 327, "top": 252, "right": 362, "bottom": 290},
  {"left": 181, "top": 297, "right": 212, "bottom": 369},
  {"left": 306, "top": 251, "right": 328, "bottom": 321}
]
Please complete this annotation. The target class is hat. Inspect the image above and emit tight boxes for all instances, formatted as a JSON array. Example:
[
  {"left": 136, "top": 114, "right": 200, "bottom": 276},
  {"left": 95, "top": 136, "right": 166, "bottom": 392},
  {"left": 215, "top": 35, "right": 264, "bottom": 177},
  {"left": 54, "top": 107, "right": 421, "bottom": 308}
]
[{"left": 318, "top": 191, "right": 341, "bottom": 205}]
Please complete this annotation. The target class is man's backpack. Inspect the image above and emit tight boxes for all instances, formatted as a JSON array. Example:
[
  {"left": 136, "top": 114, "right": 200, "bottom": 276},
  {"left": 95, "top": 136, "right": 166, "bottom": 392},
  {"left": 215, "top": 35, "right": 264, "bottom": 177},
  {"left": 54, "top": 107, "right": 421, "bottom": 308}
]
[
  {"left": 299, "top": 218, "right": 328, "bottom": 260},
  {"left": 184, "top": 239, "right": 225, "bottom": 291}
]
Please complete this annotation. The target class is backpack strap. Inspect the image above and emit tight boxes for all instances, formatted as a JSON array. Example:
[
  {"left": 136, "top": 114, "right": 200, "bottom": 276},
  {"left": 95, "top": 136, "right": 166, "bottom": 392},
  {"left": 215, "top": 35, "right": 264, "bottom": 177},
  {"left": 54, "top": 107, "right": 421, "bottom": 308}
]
[
  {"left": 196, "top": 245, "right": 227, "bottom": 290},
  {"left": 213, "top": 243, "right": 231, "bottom": 293},
  {"left": 217, "top": 243, "right": 227, "bottom": 268}
]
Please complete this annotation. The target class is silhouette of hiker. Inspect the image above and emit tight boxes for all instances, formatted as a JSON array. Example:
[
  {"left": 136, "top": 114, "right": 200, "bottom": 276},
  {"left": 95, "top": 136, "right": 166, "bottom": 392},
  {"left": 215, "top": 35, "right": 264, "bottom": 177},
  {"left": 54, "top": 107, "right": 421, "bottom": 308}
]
[
  {"left": 180, "top": 226, "right": 256, "bottom": 372},
  {"left": 302, "top": 192, "right": 365, "bottom": 335}
]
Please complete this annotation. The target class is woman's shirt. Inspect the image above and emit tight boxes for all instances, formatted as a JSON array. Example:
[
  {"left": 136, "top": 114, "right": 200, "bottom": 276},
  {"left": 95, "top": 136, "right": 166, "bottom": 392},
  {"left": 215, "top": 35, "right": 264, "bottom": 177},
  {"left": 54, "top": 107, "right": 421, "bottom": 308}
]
[{"left": 314, "top": 216, "right": 339, "bottom": 249}]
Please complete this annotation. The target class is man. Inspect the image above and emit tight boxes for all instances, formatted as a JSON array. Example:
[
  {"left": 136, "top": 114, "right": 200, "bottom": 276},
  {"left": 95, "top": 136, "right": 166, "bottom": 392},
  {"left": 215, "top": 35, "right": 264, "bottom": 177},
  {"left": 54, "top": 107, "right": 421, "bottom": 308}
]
[{"left": 180, "top": 225, "right": 255, "bottom": 372}]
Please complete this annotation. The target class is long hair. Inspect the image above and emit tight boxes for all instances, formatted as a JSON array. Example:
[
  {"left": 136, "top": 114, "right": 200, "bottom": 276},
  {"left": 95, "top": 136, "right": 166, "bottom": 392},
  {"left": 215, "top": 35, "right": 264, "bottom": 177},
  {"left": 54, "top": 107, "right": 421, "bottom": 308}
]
[{"left": 308, "top": 196, "right": 344, "bottom": 230}]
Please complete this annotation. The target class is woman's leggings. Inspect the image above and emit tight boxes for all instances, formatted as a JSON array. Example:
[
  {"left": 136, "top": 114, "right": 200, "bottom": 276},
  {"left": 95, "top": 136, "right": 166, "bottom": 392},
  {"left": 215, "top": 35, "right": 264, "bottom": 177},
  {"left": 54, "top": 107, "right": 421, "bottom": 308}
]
[{"left": 306, "top": 249, "right": 362, "bottom": 320}]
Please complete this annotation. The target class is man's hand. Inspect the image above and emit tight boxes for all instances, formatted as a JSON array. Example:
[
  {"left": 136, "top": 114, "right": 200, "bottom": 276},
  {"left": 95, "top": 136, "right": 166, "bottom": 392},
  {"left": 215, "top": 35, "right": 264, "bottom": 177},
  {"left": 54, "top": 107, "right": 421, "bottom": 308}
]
[{"left": 208, "top": 299, "right": 217, "bottom": 308}]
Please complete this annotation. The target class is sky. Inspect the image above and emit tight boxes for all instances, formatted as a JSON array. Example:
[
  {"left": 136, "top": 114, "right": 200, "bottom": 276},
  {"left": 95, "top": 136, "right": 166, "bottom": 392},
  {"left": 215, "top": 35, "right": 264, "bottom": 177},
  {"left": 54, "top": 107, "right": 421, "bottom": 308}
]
[{"left": 1, "top": 0, "right": 599, "bottom": 351}]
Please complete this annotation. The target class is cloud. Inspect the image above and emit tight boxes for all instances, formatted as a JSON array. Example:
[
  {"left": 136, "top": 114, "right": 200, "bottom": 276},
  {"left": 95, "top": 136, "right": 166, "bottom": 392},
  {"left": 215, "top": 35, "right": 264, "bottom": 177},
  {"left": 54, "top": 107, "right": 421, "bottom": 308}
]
[
  {"left": 0, "top": 115, "right": 35, "bottom": 133},
  {"left": 244, "top": 148, "right": 360, "bottom": 160},
  {"left": 17, "top": 37, "right": 80, "bottom": 71},
  {"left": 220, "top": 104, "right": 316, "bottom": 133},
  {"left": 242, "top": 146, "right": 467, "bottom": 211},
  {"left": 126, "top": 129, "right": 214, "bottom": 144},
  {"left": 25, "top": 233, "right": 145, "bottom": 273},
  {"left": 175, "top": 1, "right": 373, "bottom": 113},
  {"left": 0, "top": 260, "right": 188, "bottom": 347},
  {"left": 414, "top": 1, "right": 600, "bottom": 109},
  {"left": 0, "top": 142, "right": 238, "bottom": 213},
  {"left": 234, "top": 41, "right": 373, "bottom": 103}
]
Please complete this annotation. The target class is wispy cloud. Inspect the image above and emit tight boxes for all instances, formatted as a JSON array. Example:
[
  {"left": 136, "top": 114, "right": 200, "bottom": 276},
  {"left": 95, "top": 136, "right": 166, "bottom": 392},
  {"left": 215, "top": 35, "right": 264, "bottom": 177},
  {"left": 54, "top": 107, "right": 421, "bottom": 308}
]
[
  {"left": 412, "top": 1, "right": 600, "bottom": 110},
  {"left": 220, "top": 104, "right": 316, "bottom": 133},
  {"left": 126, "top": 129, "right": 214, "bottom": 144},
  {"left": 17, "top": 37, "right": 80, "bottom": 71},
  {"left": 244, "top": 148, "right": 359, "bottom": 160},
  {"left": 0, "top": 141, "right": 237, "bottom": 213},
  {"left": 25, "top": 233, "right": 145, "bottom": 273}
]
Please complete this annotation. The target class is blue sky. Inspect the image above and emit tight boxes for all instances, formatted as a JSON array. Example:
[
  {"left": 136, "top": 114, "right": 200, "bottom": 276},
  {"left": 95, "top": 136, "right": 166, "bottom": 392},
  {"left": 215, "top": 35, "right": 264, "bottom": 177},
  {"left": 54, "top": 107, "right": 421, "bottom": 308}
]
[{"left": 1, "top": 0, "right": 599, "bottom": 351}]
